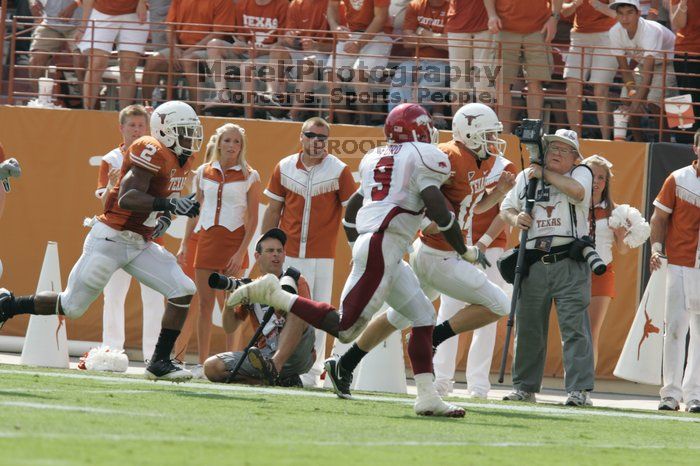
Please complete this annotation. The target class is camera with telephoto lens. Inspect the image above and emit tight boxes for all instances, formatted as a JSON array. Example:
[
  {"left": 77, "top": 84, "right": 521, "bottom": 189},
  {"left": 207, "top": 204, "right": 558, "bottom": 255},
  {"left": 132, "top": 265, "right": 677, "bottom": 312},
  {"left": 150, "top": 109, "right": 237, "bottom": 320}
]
[
  {"left": 569, "top": 236, "right": 606, "bottom": 275},
  {"left": 208, "top": 273, "right": 252, "bottom": 291},
  {"left": 514, "top": 119, "right": 545, "bottom": 164}
]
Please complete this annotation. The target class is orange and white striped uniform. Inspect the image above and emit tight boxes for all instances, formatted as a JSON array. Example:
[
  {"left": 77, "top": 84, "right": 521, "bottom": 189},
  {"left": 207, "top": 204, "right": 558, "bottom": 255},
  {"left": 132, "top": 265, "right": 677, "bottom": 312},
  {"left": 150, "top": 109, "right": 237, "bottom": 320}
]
[
  {"left": 653, "top": 160, "right": 700, "bottom": 404},
  {"left": 265, "top": 151, "right": 356, "bottom": 387}
]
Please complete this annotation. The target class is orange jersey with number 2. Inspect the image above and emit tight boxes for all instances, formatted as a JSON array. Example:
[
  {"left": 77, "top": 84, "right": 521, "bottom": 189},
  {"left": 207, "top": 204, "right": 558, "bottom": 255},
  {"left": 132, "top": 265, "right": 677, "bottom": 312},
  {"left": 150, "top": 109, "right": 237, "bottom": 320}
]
[{"left": 99, "top": 136, "right": 193, "bottom": 239}]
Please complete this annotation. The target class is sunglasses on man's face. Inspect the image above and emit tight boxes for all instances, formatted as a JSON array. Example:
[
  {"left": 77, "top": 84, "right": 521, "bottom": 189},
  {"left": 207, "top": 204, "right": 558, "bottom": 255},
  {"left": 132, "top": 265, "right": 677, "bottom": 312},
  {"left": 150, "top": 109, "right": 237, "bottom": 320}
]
[{"left": 303, "top": 131, "right": 329, "bottom": 141}]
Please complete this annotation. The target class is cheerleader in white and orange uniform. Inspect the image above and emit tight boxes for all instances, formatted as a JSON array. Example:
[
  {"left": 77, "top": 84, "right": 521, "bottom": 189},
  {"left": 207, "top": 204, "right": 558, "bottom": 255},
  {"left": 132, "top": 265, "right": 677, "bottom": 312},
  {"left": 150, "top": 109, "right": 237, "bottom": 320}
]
[
  {"left": 583, "top": 155, "right": 630, "bottom": 366},
  {"left": 177, "top": 123, "right": 261, "bottom": 369}
]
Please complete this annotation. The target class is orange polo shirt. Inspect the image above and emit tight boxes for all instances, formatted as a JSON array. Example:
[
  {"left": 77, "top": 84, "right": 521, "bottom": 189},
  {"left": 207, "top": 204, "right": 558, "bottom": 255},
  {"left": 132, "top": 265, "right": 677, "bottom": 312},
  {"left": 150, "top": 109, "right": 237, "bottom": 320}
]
[{"left": 403, "top": 0, "right": 449, "bottom": 59}]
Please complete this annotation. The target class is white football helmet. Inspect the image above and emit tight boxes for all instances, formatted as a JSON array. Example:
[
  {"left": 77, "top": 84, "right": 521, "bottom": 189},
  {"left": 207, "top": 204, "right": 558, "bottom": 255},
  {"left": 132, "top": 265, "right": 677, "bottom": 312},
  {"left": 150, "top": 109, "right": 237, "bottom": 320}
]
[
  {"left": 452, "top": 103, "right": 506, "bottom": 159},
  {"left": 151, "top": 101, "right": 203, "bottom": 157}
]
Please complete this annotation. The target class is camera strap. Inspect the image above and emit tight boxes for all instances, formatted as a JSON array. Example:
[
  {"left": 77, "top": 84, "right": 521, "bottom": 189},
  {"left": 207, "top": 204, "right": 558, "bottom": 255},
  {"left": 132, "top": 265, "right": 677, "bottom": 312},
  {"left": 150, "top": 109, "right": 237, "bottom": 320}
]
[{"left": 567, "top": 165, "right": 596, "bottom": 242}]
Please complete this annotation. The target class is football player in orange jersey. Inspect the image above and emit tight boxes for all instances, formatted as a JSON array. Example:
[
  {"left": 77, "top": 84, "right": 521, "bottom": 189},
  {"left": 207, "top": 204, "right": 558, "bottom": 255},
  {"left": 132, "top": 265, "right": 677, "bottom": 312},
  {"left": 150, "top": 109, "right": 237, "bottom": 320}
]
[{"left": 0, "top": 101, "right": 203, "bottom": 382}]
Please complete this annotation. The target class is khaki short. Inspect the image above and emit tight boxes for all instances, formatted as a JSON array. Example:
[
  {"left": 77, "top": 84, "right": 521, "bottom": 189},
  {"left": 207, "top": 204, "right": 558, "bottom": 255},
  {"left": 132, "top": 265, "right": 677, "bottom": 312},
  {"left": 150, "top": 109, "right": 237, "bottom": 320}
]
[
  {"left": 620, "top": 62, "right": 678, "bottom": 106},
  {"left": 498, "top": 30, "right": 552, "bottom": 83},
  {"left": 30, "top": 23, "right": 78, "bottom": 53}
]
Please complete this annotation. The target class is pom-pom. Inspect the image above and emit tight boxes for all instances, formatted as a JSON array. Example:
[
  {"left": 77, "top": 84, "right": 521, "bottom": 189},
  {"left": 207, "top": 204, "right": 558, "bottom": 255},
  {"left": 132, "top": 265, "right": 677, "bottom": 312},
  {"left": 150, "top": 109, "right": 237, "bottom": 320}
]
[
  {"left": 609, "top": 204, "right": 650, "bottom": 248},
  {"left": 77, "top": 346, "right": 129, "bottom": 372}
]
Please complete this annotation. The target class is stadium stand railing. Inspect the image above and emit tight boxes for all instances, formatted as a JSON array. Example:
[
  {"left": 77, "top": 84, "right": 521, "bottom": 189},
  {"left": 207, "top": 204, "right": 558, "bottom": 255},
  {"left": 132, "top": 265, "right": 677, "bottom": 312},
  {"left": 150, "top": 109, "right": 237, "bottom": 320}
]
[{"left": 2, "top": 14, "right": 698, "bottom": 142}]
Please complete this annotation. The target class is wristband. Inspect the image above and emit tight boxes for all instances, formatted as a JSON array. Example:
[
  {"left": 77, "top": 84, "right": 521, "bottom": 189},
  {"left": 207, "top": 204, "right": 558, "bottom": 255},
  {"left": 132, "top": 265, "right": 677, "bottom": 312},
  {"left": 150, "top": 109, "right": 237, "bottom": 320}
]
[
  {"left": 478, "top": 234, "right": 494, "bottom": 248},
  {"left": 342, "top": 218, "right": 356, "bottom": 228},
  {"left": 437, "top": 212, "right": 456, "bottom": 232},
  {"left": 152, "top": 197, "right": 170, "bottom": 212},
  {"left": 651, "top": 242, "right": 663, "bottom": 254}
]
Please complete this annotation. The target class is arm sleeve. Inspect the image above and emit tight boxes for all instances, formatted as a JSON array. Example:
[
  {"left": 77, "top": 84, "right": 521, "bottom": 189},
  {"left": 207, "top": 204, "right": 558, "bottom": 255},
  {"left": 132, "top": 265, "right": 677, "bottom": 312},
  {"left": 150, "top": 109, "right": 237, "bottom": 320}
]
[
  {"left": 653, "top": 175, "right": 676, "bottom": 213},
  {"left": 402, "top": 2, "right": 419, "bottom": 31},
  {"left": 608, "top": 26, "right": 625, "bottom": 57},
  {"left": 129, "top": 140, "right": 166, "bottom": 175},
  {"left": 569, "top": 165, "right": 593, "bottom": 206},
  {"left": 500, "top": 172, "right": 525, "bottom": 212},
  {"left": 338, "top": 165, "right": 358, "bottom": 206},
  {"left": 247, "top": 169, "right": 261, "bottom": 190},
  {"left": 640, "top": 24, "right": 665, "bottom": 59},
  {"left": 264, "top": 164, "right": 286, "bottom": 201},
  {"left": 414, "top": 144, "right": 451, "bottom": 192},
  {"left": 96, "top": 160, "right": 110, "bottom": 198}
]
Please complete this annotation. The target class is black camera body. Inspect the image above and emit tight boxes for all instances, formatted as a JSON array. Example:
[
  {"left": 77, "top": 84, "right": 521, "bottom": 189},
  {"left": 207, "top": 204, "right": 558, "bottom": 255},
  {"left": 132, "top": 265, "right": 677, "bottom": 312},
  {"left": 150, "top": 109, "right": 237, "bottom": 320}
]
[
  {"left": 208, "top": 266, "right": 302, "bottom": 293},
  {"left": 514, "top": 119, "right": 545, "bottom": 165},
  {"left": 569, "top": 236, "right": 606, "bottom": 275}
]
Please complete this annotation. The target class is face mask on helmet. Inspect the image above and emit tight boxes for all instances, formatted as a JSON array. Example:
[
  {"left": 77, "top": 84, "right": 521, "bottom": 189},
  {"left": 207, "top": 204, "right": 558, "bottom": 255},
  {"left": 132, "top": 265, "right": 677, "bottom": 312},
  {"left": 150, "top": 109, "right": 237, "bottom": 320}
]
[
  {"left": 477, "top": 129, "right": 506, "bottom": 159},
  {"left": 173, "top": 123, "right": 203, "bottom": 157}
]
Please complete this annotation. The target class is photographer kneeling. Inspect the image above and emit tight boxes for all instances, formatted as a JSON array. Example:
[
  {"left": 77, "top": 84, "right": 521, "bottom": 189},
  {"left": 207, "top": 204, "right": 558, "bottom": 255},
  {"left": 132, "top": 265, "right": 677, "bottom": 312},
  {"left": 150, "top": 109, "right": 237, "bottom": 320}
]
[
  {"left": 204, "top": 228, "right": 315, "bottom": 387},
  {"left": 500, "top": 128, "right": 596, "bottom": 407}
]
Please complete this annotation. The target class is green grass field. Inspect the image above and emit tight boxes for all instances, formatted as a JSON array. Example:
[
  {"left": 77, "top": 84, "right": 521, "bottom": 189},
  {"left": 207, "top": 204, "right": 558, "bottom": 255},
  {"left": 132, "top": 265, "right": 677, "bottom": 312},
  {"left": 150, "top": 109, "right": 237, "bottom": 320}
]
[{"left": 0, "top": 364, "right": 698, "bottom": 466}]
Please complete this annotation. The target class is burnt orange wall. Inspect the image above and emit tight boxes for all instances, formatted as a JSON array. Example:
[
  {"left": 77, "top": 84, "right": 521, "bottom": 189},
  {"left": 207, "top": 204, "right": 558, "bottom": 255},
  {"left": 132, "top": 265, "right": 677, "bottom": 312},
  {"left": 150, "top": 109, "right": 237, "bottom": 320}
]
[{"left": 0, "top": 106, "right": 647, "bottom": 378}]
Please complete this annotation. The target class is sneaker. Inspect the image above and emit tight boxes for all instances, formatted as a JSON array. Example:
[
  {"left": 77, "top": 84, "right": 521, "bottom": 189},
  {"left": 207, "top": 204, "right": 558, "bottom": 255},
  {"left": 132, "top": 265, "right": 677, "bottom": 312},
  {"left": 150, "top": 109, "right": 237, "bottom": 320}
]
[
  {"left": 145, "top": 359, "right": 193, "bottom": 382},
  {"left": 226, "top": 274, "right": 281, "bottom": 308},
  {"left": 686, "top": 399, "right": 700, "bottom": 413},
  {"left": 434, "top": 379, "right": 453, "bottom": 397},
  {"left": 565, "top": 390, "right": 593, "bottom": 407},
  {"left": 0, "top": 288, "right": 13, "bottom": 331},
  {"left": 503, "top": 390, "right": 536, "bottom": 402},
  {"left": 324, "top": 356, "right": 353, "bottom": 399},
  {"left": 246, "top": 347, "right": 279, "bottom": 386},
  {"left": 414, "top": 395, "right": 466, "bottom": 418},
  {"left": 190, "top": 364, "right": 205, "bottom": 380},
  {"left": 658, "top": 397, "right": 680, "bottom": 411}
]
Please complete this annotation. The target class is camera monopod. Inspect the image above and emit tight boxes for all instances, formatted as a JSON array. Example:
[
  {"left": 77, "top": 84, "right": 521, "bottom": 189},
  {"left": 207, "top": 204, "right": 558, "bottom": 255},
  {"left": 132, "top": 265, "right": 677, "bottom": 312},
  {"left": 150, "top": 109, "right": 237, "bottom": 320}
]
[
  {"left": 497, "top": 137, "right": 543, "bottom": 384},
  {"left": 225, "top": 306, "right": 276, "bottom": 383}
]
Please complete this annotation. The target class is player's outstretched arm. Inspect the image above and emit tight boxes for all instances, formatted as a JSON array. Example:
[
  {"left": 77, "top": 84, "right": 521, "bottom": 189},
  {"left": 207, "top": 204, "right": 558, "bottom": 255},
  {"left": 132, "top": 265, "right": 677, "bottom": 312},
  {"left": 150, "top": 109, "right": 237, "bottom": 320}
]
[{"left": 421, "top": 186, "right": 467, "bottom": 255}]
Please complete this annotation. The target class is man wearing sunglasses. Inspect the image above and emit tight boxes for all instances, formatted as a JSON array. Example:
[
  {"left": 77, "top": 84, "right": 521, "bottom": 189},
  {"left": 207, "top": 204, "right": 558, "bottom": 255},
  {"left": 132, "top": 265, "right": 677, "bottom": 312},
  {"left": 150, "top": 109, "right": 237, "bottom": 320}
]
[{"left": 261, "top": 117, "right": 357, "bottom": 387}]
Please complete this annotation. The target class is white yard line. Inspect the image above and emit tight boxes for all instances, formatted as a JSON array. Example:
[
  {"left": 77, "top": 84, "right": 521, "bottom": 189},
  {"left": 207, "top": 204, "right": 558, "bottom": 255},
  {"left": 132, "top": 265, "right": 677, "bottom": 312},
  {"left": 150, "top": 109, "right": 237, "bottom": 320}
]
[
  {"left": 0, "top": 431, "right": 699, "bottom": 450},
  {"left": 0, "top": 401, "right": 162, "bottom": 417},
  {"left": 0, "top": 368, "right": 698, "bottom": 424}
]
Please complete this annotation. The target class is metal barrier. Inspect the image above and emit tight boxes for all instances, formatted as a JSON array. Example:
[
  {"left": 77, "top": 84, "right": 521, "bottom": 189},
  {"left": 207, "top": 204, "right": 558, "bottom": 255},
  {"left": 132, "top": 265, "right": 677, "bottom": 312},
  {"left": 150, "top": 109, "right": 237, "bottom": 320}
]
[{"left": 2, "top": 12, "right": 698, "bottom": 141}]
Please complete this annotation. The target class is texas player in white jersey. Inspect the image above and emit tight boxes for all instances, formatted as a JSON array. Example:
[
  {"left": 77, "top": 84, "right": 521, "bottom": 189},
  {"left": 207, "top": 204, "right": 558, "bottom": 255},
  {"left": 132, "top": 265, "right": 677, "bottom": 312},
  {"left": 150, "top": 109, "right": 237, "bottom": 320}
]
[
  {"left": 321, "top": 103, "right": 515, "bottom": 400},
  {"left": 227, "top": 104, "right": 488, "bottom": 417},
  {"left": 0, "top": 101, "right": 203, "bottom": 382}
]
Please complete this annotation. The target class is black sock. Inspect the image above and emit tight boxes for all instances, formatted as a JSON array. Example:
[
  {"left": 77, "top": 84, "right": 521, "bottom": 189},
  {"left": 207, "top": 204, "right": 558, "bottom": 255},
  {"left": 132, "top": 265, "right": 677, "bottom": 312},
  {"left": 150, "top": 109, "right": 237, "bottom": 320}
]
[
  {"left": 1, "top": 294, "right": 35, "bottom": 317},
  {"left": 432, "top": 321, "right": 456, "bottom": 348},
  {"left": 339, "top": 343, "right": 368, "bottom": 373},
  {"left": 151, "top": 328, "right": 180, "bottom": 362}
]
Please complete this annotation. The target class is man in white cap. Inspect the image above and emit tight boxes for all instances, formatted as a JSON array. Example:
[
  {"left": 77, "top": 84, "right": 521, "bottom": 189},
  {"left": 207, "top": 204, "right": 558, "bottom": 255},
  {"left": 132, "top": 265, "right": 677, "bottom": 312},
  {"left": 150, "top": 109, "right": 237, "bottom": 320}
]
[{"left": 500, "top": 128, "right": 596, "bottom": 406}]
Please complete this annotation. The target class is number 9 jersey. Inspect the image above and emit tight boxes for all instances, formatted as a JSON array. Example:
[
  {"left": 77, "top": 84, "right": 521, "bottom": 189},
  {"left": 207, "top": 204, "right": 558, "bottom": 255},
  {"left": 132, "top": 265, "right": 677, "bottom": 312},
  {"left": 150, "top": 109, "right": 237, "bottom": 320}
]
[
  {"left": 99, "top": 135, "right": 193, "bottom": 239},
  {"left": 356, "top": 141, "right": 451, "bottom": 245}
]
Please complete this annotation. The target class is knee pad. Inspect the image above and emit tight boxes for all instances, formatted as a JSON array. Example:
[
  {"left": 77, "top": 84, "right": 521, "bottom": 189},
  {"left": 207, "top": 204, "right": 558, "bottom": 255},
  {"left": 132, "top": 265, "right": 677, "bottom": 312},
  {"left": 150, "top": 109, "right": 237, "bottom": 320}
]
[
  {"left": 386, "top": 308, "right": 411, "bottom": 331},
  {"left": 167, "top": 275, "right": 196, "bottom": 301},
  {"left": 337, "top": 314, "right": 370, "bottom": 344},
  {"left": 493, "top": 288, "right": 511, "bottom": 317},
  {"left": 59, "top": 293, "right": 89, "bottom": 319},
  {"left": 392, "top": 292, "right": 437, "bottom": 328}
]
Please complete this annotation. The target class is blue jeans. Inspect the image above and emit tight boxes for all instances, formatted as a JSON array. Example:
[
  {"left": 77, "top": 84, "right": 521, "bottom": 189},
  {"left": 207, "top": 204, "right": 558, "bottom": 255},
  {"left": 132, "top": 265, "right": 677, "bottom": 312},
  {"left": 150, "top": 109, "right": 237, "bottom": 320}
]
[{"left": 388, "top": 59, "right": 450, "bottom": 111}]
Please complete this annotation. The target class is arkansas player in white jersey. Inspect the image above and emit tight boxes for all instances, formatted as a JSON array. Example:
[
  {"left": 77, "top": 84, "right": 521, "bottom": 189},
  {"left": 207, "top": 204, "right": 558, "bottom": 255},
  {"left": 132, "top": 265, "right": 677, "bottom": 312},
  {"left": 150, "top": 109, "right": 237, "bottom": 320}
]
[
  {"left": 322, "top": 103, "right": 515, "bottom": 400},
  {"left": 0, "top": 101, "right": 203, "bottom": 382},
  {"left": 227, "top": 104, "right": 488, "bottom": 417}
]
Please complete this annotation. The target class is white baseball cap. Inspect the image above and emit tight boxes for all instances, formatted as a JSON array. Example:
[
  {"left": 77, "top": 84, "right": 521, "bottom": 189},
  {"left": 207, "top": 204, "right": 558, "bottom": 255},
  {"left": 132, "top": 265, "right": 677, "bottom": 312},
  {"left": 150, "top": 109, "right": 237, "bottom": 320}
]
[
  {"left": 544, "top": 129, "right": 581, "bottom": 159},
  {"left": 609, "top": 0, "right": 640, "bottom": 10}
]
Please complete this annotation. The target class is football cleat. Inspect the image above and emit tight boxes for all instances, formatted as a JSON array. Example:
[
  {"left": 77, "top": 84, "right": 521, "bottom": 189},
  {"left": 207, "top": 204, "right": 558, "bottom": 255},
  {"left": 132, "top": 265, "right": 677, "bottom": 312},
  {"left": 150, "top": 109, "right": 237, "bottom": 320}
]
[
  {"left": 226, "top": 274, "right": 283, "bottom": 309},
  {"left": 145, "top": 359, "right": 193, "bottom": 383},
  {"left": 658, "top": 397, "right": 680, "bottom": 411},
  {"left": 0, "top": 288, "right": 14, "bottom": 331},
  {"left": 324, "top": 355, "right": 354, "bottom": 399},
  {"left": 246, "top": 347, "right": 279, "bottom": 386},
  {"left": 414, "top": 395, "right": 466, "bottom": 418}
]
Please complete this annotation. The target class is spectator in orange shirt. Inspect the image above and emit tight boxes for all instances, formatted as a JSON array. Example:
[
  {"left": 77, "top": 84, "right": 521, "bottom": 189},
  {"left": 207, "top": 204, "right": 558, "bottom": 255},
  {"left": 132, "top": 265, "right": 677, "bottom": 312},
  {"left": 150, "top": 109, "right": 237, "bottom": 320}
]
[
  {"left": 389, "top": 0, "right": 450, "bottom": 127},
  {"left": 670, "top": 0, "right": 700, "bottom": 142},
  {"left": 77, "top": 0, "right": 149, "bottom": 110},
  {"left": 326, "top": 0, "right": 392, "bottom": 124},
  {"left": 206, "top": 0, "right": 288, "bottom": 118},
  {"left": 141, "top": 0, "right": 236, "bottom": 108},
  {"left": 561, "top": 0, "right": 617, "bottom": 140},
  {"left": 445, "top": 1, "right": 497, "bottom": 116},
  {"left": 268, "top": 0, "right": 336, "bottom": 121},
  {"left": 261, "top": 117, "right": 357, "bottom": 387},
  {"left": 483, "top": 0, "right": 563, "bottom": 132}
]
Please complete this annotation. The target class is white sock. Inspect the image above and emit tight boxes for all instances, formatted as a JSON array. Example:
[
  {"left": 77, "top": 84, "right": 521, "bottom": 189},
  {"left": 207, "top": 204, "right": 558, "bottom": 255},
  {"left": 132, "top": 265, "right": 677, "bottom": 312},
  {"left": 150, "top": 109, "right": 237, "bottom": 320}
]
[{"left": 414, "top": 373, "right": 438, "bottom": 399}]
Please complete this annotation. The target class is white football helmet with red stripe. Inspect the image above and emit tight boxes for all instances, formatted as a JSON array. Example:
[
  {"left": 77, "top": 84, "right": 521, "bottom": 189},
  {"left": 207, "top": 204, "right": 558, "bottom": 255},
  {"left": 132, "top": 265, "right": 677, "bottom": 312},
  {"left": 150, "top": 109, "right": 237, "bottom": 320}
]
[
  {"left": 151, "top": 101, "right": 203, "bottom": 157},
  {"left": 452, "top": 103, "right": 506, "bottom": 160}
]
